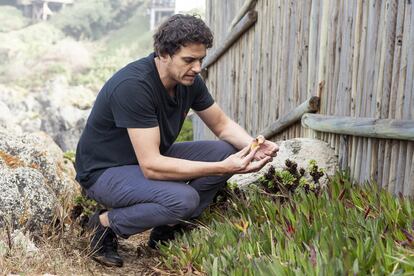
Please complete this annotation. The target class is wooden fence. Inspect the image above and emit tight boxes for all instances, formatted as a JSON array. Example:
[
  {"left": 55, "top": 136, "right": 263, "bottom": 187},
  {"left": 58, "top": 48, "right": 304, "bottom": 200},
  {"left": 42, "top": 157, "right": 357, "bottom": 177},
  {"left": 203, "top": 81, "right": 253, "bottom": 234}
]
[{"left": 193, "top": 0, "right": 414, "bottom": 195}]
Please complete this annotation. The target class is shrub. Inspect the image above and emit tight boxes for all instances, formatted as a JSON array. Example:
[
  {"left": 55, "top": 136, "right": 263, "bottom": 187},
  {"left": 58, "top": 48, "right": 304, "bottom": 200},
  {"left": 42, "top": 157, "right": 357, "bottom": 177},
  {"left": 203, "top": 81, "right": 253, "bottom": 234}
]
[
  {"left": 50, "top": 0, "right": 146, "bottom": 40},
  {"left": 176, "top": 119, "right": 193, "bottom": 142},
  {"left": 0, "top": 5, "right": 29, "bottom": 32},
  {"left": 159, "top": 170, "right": 414, "bottom": 275}
]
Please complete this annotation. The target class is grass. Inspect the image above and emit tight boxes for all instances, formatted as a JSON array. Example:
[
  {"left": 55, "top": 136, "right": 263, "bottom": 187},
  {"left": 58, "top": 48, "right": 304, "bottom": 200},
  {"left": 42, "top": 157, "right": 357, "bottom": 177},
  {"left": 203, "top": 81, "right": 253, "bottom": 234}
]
[
  {"left": 0, "top": 190, "right": 91, "bottom": 275},
  {"left": 158, "top": 169, "right": 414, "bottom": 275}
]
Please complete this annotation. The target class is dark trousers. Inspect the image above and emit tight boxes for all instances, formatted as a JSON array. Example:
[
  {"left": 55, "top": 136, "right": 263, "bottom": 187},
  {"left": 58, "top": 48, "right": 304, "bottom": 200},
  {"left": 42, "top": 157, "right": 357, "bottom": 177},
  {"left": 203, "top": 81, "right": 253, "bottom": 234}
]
[{"left": 85, "top": 140, "right": 236, "bottom": 238}]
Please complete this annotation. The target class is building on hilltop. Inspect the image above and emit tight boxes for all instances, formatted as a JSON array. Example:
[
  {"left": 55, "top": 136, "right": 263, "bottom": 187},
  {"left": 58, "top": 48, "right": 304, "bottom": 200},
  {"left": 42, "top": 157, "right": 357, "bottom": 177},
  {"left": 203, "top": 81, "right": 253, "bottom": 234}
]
[
  {"left": 9, "top": 0, "right": 74, "bottom": 21},
  {"left": 148, "top": 0, "right": 175, "bottom": 30}
]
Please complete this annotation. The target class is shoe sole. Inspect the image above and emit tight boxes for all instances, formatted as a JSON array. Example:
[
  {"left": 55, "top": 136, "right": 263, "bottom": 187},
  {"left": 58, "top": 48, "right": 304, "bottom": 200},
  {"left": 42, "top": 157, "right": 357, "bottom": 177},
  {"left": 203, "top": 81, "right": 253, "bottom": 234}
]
[{"left": 91, "top": 255, "right": 124, "bottom": 267}]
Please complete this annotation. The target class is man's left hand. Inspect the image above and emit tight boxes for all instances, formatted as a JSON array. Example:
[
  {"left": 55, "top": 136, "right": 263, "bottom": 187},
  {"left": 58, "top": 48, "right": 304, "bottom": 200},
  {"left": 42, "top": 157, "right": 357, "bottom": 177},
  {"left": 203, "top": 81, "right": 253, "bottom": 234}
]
[{"left": 254, "top": 140, "right": 279, "bottom": 161}]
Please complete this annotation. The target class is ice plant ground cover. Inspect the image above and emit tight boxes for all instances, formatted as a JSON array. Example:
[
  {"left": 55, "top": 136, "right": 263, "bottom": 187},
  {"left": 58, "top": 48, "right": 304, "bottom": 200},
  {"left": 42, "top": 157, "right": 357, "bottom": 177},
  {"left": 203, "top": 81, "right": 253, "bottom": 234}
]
[{"left": 159, "top": 167, "right": 414, "bottom": 275}]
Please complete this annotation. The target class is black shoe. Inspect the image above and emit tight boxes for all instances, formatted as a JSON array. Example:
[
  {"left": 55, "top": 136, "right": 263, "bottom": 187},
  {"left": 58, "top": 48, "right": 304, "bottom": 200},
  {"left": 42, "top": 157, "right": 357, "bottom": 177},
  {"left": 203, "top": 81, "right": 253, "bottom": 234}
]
[
  {"left": 148, "top": 222, "right": 199, "bottom": 249},
  {"left": 88, "top": 210, "right": 124, "bottom": 267},
  {"left": 148, "top": 224, "right": 180, "bottom": 249}
]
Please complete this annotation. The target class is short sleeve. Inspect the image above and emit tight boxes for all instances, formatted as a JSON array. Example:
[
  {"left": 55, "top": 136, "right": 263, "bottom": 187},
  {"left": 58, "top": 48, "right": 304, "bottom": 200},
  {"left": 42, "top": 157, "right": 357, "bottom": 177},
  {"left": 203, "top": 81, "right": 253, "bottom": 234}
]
[
  {"left": 109, "top": 79, "right": 158, "bottom": 128},
  {"left": 190, "top": 76, "right": 215, "bottom": 111}
]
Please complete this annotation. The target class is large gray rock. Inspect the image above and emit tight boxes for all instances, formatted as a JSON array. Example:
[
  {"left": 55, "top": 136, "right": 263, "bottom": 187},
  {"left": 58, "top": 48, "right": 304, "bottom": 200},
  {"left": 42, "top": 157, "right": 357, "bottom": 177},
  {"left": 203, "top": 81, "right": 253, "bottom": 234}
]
[
  {"left": 0, "top": 128, "right": 79, "bottom": 231},
  {"left": 229, "top": 138, "right": 339, "bottom": 188},
  {"left": 0, "top": 78, "right": 94, "bottom": 151}
]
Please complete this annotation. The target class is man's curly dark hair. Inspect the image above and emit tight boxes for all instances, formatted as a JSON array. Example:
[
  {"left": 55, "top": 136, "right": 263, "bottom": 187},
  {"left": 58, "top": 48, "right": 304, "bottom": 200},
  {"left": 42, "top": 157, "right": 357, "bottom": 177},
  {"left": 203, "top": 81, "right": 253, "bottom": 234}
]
[{"left": 153, "top": 14, "right": 213, "bottom": 57}]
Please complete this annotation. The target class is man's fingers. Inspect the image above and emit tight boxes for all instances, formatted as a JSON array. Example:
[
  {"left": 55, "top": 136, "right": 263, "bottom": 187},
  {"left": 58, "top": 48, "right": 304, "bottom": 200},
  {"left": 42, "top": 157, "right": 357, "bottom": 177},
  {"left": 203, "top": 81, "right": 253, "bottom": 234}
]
[
  {"left": 243, "top": 145, "right": 259, "bottom": 161},
  {"left": 255, "top": 155, "right": 272, "bottom": 167},
  {"left": 254, "top": 152, "right": 267, "bottom": 161},
  {"left": 248, "top": 156, "right": 272, "bottom": 172},
  {"left": 236, "top": 144, "right": 252, "bottom": 157}
]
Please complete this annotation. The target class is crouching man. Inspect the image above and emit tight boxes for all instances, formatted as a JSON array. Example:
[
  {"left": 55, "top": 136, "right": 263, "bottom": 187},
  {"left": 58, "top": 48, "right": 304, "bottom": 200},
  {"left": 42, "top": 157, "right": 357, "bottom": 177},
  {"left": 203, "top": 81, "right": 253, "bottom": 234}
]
[{"left": 75, "top": 14, "right": 278, "bottom": 267}]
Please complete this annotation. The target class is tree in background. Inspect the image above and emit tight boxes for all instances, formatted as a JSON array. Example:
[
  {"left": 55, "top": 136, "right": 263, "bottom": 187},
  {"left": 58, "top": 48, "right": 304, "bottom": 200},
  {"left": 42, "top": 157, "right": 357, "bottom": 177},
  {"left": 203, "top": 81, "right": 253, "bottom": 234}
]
[{"left": 51, "top": 0, "right": 147, "bottom": 40}]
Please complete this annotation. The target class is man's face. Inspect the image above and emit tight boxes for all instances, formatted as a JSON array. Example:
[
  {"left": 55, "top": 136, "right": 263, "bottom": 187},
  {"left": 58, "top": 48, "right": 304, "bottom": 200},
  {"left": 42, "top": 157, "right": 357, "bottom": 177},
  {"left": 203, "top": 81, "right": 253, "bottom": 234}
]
[{"left": 163, "top": 43, "right": 206, "bottom": 86}]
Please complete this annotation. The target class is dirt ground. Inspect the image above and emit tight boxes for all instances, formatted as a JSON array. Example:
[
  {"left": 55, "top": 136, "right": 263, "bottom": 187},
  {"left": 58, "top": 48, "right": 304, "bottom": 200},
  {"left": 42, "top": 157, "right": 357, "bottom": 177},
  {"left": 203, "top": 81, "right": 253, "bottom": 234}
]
[{"left": 85, "top": 231, "right": 171, "bottom": 276}]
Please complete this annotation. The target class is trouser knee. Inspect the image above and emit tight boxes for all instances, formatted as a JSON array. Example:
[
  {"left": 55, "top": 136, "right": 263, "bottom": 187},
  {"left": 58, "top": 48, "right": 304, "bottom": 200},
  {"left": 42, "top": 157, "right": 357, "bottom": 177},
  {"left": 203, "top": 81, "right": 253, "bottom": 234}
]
[
  {"left": 216, "top": 141, "right": 238, "bottom": 159},
  {"left": 169, "top": 187, "right": 200, "bottom": 219}
]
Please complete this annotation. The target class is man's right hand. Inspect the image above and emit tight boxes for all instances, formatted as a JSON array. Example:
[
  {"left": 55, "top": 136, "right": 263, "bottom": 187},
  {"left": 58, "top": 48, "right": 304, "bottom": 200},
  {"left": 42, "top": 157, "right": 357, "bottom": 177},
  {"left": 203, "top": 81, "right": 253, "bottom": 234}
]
[{"left": 221, "top": 144, "right": 272, "bottom": 174}]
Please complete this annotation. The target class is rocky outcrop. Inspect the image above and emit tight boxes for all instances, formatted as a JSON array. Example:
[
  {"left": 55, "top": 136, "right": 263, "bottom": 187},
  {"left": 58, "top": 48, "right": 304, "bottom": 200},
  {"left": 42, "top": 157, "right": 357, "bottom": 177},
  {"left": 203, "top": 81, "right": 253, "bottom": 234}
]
[
  {"left": 36, "top": 77, "right": 94, "bottom": 151},
  {"left": 0, "top": 77, "right": 94, "bottom": 151},
  {"left": 0, "top": 128, "right": 79, "bottom": 231},
  {"left": 229, "top": 138, "right": 339, "bottom": 188}
]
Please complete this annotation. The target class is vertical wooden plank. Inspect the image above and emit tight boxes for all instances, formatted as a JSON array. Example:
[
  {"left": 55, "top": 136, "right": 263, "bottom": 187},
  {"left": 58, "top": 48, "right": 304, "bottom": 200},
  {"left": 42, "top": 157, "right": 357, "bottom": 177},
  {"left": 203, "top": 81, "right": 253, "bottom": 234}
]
[
  {"left": 307, "top": 0, "right": 320, "bottom": 98},
  {"left": 300, "top": 0, "right": 311, "bottom": 104},
  {"left": 410, "top": 149, "right": 414, "bottom": 195},
  {"left": 239, "top": 31, "right": 246, "bottom": 129},
  {"left": 350, "top": 135, "right": 357, "bottom": 179},
  {"left": 356, "top": 0, "right": 368, "bottom": 118},
  {"left": 354, "top": 1, "right": 372, "bottom": 183},
  {"left": 354, "top": 1, "right": 369, "bottom": 184},
  {"left": 274, "top": 0, "right": 282, "bottom": 128},
  {"left": 274, "top": 0, "right": 282, "bottom": 125},
  {"left": 369, "top": 1, "right": 386, "bottom": 183},
  {"left": 395, "top": 141, "right": 407, "bottom": 195},
  {"left": 280, "top": 0, "right": 289, "bottom": 117},
  {"left": 377, "top": 139, "right": 385, "bottom": 186},
  {"left": 389, "top": 0, "right": 406, "bottom": 119},
  {"left": 327, "top": 0, "right": 335, "bottom": 117},
  {"left": 317, "top": 0, "right": 329, "bottom": 100},
  {"left": 336, "top": 0, "right": 355, "bottom": 118},
  {"left": 389, "top": 0, "right": 411, "bottom": 193},
  {"left": 293, "top": 0, "right": 302, "bottom": 110},
  {"left": 351, "top": 0, "right": 363, "bottom": 118},
  {"left": 388, "top": 140, "right": 400, "bottom": 193},
  {"left": 233, "top": 1, "right": 241, "bottom": 122},
  {"left": 287, "top": 0, "right": 296, "bottom": 113},
  {"left": 376, "top": 0, "right": 398, "bottom": 186},
  {"left": 350, "top": 0, "right": 363, "bottom": 179},
  {"left": 383, "top": 0, "right": 405, "bottom": 188},
  {"left": 261, "top": 0, "right": 270, "bottom": 131},
  {"left": 339, "top": 135, "right": 348, "bottom": 170},
  {"left": 403, "top": 0, "right": 414, "bottom": 121},
  {"left": 378, "top": 0, "right": 398, "bottom": 119},
  {"left": 402, "top": 1, "right": 414, "bottom": 194},
  {"left": 405, "top": 142, "right": 414, "bottom": 195},
  {"left": 332, "top": 1, "right": 342, "bottom": 115},
  {"left": 268, "top": 0, "right": 279, "bottom": 133},
  {"left": 364, "top": 2, "right": 380, "bottom": 182},
  {"left": 353, "top": 137, "right": 362, "bottom": 182}
]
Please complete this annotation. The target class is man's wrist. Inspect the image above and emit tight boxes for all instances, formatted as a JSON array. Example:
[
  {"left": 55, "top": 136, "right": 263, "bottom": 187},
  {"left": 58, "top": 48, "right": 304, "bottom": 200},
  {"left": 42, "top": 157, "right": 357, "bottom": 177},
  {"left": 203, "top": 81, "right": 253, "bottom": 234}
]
[{"left": 216, "top": 160, "right": 229, "bottom": 175}]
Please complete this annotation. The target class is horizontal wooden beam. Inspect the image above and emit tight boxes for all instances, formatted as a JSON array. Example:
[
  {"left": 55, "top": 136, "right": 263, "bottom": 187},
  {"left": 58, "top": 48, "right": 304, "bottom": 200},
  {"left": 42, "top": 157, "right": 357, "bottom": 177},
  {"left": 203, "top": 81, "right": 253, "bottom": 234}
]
[
  {"left": 302, "top": 114, "right": 414, "bottom": 141},
  {"left": 260, "top": 96, "right": 320, "bottom": 139},
  {"left": 202, "top": 10, "right": 257, "bottom": 71}
]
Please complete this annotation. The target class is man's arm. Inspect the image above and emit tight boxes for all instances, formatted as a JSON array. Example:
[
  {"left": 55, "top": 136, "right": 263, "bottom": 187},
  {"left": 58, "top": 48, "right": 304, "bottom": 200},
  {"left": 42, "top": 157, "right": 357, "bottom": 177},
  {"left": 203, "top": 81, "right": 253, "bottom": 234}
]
[
  {"left": 196, "top": 103, "right": 279, "bottom": 160},
  {"left": 196, "top": 103, "right": 253, "bottom": 150},
  {"left": 127, "top": 127, "right": 270, "bottom": 180}
]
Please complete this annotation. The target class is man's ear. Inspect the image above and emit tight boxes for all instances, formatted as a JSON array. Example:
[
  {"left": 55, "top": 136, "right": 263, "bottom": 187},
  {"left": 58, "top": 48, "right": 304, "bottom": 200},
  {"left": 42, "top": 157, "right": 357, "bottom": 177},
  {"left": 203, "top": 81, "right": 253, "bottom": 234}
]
[{"left": 158, "top": 53, "right": 172, "bottom": 63}]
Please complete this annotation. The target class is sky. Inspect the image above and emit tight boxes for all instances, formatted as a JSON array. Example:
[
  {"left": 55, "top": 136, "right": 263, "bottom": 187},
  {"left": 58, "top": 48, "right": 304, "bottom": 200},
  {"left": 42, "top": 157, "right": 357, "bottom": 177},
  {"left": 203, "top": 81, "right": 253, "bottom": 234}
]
[{"left": 175, "top": 0, "right": 205, "bottom": 13}]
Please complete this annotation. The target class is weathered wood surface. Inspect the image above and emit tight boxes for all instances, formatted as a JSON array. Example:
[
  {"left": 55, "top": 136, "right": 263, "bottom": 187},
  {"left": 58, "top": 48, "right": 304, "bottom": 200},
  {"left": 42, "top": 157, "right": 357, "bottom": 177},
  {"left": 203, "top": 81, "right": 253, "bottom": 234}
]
[
  {"left": 228, "top": 0, "right": 257, "bottom": 32},
  {"left": 202, "top": 10, "right": 258, "bottom": 70},
  {"left": 261, "top": 97, "right": 320, "bottom": 139},
  {"left": 302, "top": 114, "right": 414, "bottom": 141},
  {"left": 198, "top": 0, "right": 414, "bottom": 194}
]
